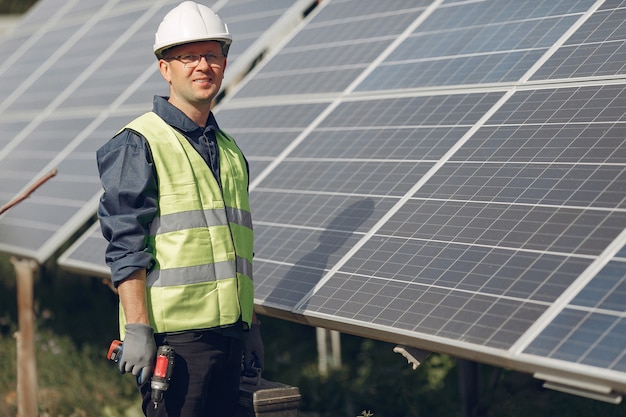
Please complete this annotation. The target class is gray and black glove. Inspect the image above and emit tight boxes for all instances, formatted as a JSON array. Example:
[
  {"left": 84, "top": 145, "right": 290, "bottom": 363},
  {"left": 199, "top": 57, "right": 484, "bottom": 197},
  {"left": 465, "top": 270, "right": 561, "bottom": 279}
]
[
  {"left": 119, "top": 323, "right": 156, "bottom": 383},
  {"left": 243, "top": 321, "right": 264, "bottom": 372}
]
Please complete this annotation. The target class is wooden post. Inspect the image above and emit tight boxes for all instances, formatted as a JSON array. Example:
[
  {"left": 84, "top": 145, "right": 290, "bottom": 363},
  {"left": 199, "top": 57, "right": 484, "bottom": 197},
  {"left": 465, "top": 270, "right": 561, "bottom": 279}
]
[
  {"left": 458, "top": 359, "right": 480, "bottom": 417},
  {"left": 330, "top": 329, "right": 342, "bottom": 370},
  {"left": 0, "top": 169, "right": 56, "bottom": 417},
  {"left": 316, "top": 328, "right": 342, "bottom": 376},
  {"left": 316, "top": 327, "right": 328, "bottom": 376},
  {"left": 12, "top": 257, "right": 38, "bottom": 417}
]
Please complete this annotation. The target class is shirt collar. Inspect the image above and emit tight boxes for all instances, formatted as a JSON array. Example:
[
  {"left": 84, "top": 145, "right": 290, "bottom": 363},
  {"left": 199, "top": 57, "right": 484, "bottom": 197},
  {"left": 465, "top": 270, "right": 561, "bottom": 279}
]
[{"left": 152, "top": 95, "right": 220, "bottom": 135}]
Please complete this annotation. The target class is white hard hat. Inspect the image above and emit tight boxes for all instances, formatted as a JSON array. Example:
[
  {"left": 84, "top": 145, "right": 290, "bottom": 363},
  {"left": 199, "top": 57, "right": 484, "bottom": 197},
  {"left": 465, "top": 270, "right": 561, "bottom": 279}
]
[{"left": 153, "top": 1, "right": 232, "bottom": 58}]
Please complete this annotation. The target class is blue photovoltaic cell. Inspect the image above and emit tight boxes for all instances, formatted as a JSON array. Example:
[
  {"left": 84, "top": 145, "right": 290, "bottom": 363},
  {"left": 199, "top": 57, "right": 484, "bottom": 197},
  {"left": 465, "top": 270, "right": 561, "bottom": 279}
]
[
  {"left": 356, "top": 1, "right": 591, "bottom": 91},
  {"left": 571, "top": 261, "right": 626, "bottom": 311},
  {"left": 532, "top": 5, "right": 626, "bottom": 80},
  {"left": 378, "top": 199, "right": 626, "bottom": 256},
  {"left": 217, "top": 103, "right": 329, "bottom": 130},
  {"left": 356, "top": 51, "right": 543, "bottom": 90},
  {"left": 252, "top": 196, "right": 391, "bottom": 309},
  {"left": 480, "top": 85, "right": 626, "bottom": 124},
  {"left": 252, "top": 193, "right": 388, "bottom": 237},
  {"left": 414, "top": 163, "right": 626, "bottom": 209},
  {"left": 426, "top": 0, "right": 592, "bottom": 27},
  {"left": 600, "top": 0, "right": 626, "bottom": 10},
  {"left": 256, "top": 160, "right": 435, "bottom": 196},
  {"left": 324, "top": 94, "right": 502, "bottom": 126},
  {"left": 264, "top": 39, "right": 390, "bottom": 73},
  {"left": 525, "top": 310, "right": 626, "bottom": 372},
  {"left": 217, "top": 0, "right": 301, "bottom": 59},
  {"left": 234, "top": 131, "right": 304, "bottom": 157},
  {"left": 302, "top": 269, "right": 551, "bottom": 349},
  {"left": 291, "top": 127, "right": 469, "bottom": 160},
  {"left": 288, "top": 10, "right": 421, "bottom": 48},
  {"left": 232, "top": 2, "right": 426, "bottom": 98}
]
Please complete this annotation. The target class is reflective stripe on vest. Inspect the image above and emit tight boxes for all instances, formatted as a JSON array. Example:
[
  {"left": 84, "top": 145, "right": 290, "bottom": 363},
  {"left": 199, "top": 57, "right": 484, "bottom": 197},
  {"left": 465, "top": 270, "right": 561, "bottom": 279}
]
[
  {"left": 146, "top": 256, "right": 253, "bottom": 287},
  {"left": 119, "top": 112, "right": 254, "bottom": 335},
  {"left": 149, "top": 207, "right": 252, "bottom": 236}
]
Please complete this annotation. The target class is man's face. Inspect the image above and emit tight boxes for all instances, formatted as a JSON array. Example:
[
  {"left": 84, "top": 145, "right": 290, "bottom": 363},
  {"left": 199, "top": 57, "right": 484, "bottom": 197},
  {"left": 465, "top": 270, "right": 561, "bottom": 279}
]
[{"left": 159, "top": 40, "right": 227, "bottom": 109}]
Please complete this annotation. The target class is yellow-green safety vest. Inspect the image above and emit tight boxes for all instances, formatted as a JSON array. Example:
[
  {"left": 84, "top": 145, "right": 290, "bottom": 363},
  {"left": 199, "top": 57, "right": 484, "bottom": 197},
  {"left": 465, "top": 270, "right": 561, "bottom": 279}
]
[{"left": 119, "top": 111, "right": 254, "bottom": 336}]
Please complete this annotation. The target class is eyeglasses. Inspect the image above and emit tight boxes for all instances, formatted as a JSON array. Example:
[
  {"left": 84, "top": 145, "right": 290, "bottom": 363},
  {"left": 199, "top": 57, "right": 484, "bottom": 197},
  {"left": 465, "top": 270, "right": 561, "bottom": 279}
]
[{"left": 164, "top": 53, "right": 224, "bottom": 68}]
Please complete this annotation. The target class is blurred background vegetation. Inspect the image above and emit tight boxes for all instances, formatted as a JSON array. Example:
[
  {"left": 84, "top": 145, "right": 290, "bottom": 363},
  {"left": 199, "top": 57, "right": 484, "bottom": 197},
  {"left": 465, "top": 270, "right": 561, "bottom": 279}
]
[
  {"left": 1, "top": 254, "right": 626, "bottom": 417},
  {"left": 0, "top": 0, "right": 38, "bottom": 14}
]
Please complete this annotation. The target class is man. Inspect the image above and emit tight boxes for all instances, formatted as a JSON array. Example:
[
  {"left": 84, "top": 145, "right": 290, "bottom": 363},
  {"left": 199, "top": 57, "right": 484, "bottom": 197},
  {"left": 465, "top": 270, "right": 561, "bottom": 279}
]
[{"left": 97, "top": 2, "right": 263, "bottom": 416}]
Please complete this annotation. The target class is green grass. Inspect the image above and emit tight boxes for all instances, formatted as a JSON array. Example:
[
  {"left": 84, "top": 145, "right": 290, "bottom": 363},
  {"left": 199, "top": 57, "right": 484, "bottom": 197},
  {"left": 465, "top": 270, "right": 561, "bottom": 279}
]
[
  {"left": 0, "top": 0, "right": 38, "bottom": 14},
  {"left": 0, "top": 329, "right": 139, "bottom": 416}
]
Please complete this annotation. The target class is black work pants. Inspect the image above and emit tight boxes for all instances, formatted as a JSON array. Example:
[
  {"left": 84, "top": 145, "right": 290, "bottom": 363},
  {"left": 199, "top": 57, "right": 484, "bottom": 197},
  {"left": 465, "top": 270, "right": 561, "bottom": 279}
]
[{"left": 140, "top": 330, "right": 242, "bottom": 417}]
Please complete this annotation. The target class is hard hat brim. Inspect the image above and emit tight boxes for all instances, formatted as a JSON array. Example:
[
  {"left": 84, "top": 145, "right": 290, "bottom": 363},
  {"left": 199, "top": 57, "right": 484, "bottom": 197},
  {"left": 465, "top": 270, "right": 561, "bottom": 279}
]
[{"left": 154, "top": 35, "right": 232, "bottom": 59}]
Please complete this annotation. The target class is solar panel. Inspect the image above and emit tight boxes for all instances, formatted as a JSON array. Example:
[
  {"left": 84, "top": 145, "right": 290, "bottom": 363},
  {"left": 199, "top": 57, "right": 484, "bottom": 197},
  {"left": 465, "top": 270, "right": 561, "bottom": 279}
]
[
  {"left": 0, "top": 0, "right": 317, "bottom": 262},
  {"left": 58, "top": 0, "right": 626, "bottom": 402},
  {"left": 59, "top": 222, "right": 111, "bottom": 278}
]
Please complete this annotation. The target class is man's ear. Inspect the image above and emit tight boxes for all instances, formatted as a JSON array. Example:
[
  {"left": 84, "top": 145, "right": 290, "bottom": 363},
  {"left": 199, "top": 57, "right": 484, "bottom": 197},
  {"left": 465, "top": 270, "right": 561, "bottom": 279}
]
[{"left": 158, "top": 59, "right": 171, "bottom": 82}]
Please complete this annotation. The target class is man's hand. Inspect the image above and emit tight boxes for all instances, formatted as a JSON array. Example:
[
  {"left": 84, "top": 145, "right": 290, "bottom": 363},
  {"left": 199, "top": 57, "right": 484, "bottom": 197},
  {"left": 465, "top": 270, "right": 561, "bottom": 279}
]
[
  {"left": 243, "top": 321, "right": 264, "bottom": 371},
  {"left": 119, "top": 323, "right": 156, "bottom": 383}
]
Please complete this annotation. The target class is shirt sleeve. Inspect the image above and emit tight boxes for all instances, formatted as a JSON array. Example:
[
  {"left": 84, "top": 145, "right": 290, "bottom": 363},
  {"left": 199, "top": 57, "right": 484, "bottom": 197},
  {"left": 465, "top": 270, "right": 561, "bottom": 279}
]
[{"left": 96, "top": 128, "right": 158, "bottom": 287}]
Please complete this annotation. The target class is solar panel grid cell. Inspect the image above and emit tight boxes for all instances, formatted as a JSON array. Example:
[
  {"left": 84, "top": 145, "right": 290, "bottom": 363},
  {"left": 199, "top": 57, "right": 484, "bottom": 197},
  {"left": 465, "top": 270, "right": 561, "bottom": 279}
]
[{"left": 532, "top": 3, "right": 626, "bottom": 79}]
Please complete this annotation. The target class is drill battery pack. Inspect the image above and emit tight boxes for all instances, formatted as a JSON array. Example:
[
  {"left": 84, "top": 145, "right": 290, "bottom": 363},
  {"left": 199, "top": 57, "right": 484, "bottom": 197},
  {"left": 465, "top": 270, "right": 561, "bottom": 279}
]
[{"left": 236, "top": 371, "right": 301, "bottom": 417}]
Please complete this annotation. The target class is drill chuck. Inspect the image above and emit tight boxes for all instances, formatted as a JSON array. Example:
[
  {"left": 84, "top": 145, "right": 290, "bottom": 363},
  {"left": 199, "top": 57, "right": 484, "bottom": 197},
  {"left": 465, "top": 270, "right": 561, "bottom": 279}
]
[{"left": 151, "top": 344, "right": 175, "bottom": 406}]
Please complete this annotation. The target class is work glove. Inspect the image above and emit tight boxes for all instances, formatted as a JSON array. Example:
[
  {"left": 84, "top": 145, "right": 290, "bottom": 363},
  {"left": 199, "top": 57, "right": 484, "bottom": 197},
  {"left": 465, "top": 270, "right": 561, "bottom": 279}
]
[
  {"left": 242, "top": 321, "right": 264, "bottom": 373},
  {"left": 119, "top": 323, "right": 156, "bottom": 383}
]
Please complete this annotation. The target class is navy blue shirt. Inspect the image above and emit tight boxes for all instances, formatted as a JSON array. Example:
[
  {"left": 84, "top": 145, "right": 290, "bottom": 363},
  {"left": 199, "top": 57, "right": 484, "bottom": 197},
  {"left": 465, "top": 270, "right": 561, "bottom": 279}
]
[{"left": 97, "top": 95, "right": 227, "bottom": 287}]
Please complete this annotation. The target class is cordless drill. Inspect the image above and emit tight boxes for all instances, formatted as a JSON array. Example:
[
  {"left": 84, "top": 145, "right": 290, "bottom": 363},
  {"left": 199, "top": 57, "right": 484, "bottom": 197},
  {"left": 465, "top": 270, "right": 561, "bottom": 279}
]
[
  {"left": 107, "top": 340, "right": 175, "bottom": 408},
  {"left": 150, "top": 344, "right": 175, "bottom": 407}
]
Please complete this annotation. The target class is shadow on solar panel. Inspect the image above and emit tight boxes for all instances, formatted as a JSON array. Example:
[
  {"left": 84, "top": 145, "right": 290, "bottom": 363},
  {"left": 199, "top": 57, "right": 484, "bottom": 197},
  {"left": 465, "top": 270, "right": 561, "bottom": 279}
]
[{"left": 267, "top": 199, "right": 375, "bottom": 306}]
